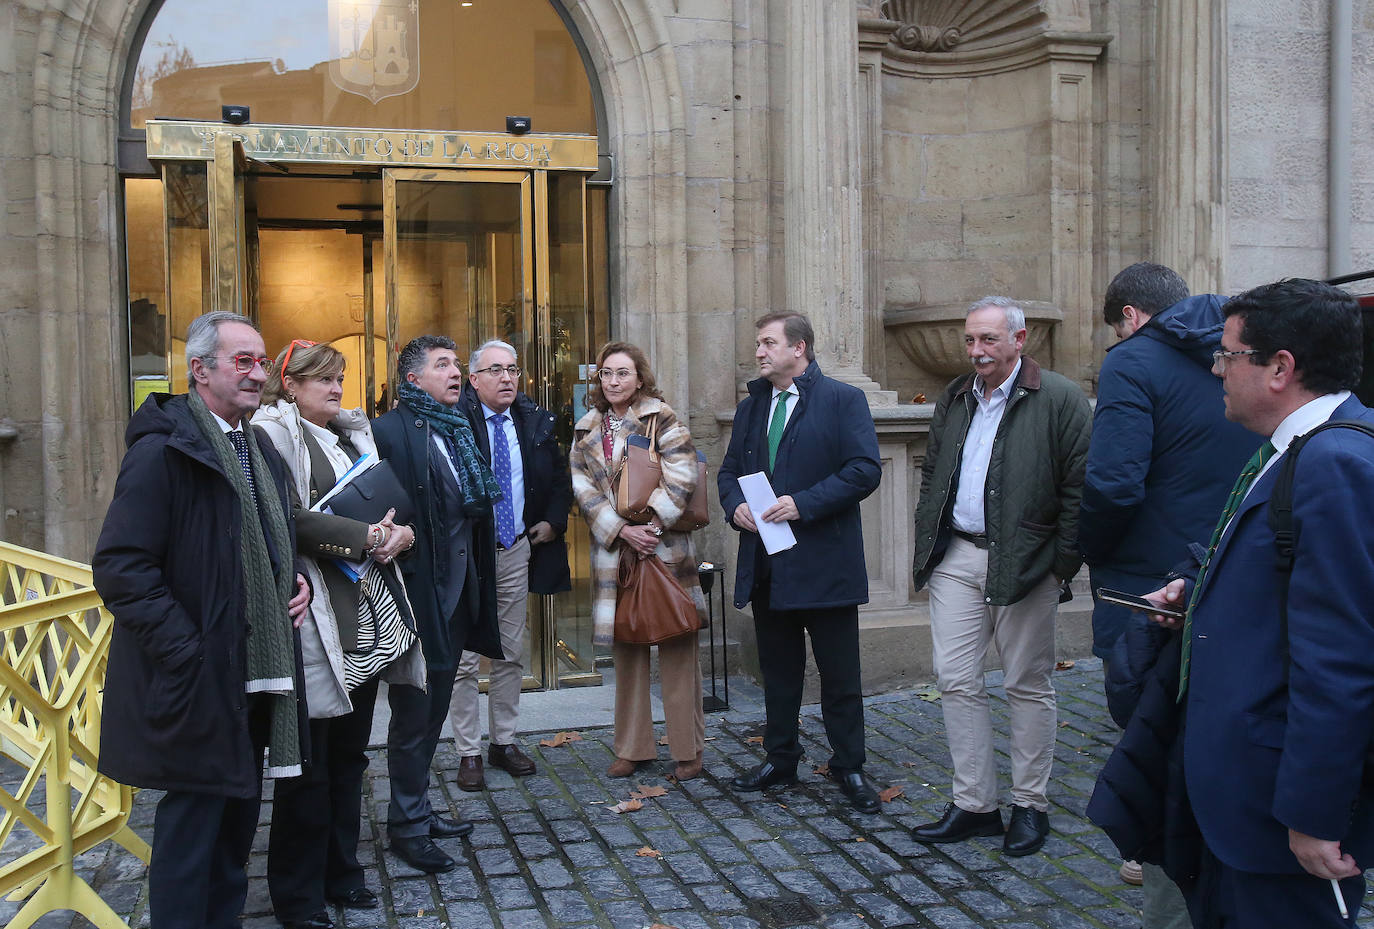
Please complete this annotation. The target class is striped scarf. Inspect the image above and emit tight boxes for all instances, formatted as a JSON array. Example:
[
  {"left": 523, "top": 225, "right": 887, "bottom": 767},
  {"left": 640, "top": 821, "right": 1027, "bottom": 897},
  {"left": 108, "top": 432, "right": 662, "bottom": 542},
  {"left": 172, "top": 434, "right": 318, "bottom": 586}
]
[{"left": 187, "top": 387, "right": 302, "bottom": 778}]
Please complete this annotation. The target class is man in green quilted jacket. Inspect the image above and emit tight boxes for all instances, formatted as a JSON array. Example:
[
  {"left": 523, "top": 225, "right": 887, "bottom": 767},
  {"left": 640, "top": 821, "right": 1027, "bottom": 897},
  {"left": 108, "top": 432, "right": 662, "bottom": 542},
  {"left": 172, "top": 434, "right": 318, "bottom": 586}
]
[{"left": 910, "top": 295, "right": 1092, "bottom": 858}]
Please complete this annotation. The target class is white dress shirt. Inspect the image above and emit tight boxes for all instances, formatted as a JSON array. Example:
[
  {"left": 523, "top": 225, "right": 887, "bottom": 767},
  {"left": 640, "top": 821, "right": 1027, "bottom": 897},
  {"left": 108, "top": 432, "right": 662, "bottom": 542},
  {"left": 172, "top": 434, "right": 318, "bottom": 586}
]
[
  {"left": 482, "top": 402, "right": 526, "bottom": 536},
  {"left": 1245, "top": 390, "right": 1351, "bottom": 501},
  {"left": 768, "top": 384, "right": 798, "bottom": 434},
  {"left": 951, "top": 358, "right": 1023, "bottom": 534}
]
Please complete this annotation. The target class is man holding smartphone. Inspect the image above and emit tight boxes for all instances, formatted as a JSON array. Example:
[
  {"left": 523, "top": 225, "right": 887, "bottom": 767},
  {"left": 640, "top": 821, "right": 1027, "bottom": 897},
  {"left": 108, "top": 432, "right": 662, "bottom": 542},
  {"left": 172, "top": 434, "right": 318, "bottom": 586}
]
[
  {"left": 1125, "top": 280, "right": 1374, "bottom": 928},
  {"left": 1079, "top": 263, "right": 1258, "bottom": 924}
]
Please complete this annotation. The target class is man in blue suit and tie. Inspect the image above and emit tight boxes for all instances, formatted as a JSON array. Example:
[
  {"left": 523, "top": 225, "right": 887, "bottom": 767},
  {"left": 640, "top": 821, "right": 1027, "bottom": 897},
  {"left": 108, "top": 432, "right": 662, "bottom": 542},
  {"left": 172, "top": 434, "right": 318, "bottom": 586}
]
[{"left": 1147, "top": 278, "right": 1374, "bottom": 927}]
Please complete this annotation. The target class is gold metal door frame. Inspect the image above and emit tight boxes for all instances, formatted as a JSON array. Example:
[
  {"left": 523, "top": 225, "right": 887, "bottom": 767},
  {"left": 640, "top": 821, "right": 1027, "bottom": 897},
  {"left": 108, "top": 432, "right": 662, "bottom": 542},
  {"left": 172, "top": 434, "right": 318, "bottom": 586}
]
[{"left": 155, "top": 130, "right": 599, "bottom": 691}]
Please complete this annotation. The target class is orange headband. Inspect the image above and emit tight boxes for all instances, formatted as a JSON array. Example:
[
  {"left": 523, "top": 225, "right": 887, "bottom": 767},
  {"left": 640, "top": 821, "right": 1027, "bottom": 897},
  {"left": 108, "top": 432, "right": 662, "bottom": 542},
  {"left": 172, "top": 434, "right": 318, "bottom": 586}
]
[{"left": 280, "top": 339, "right": 317, "bottom": 391}]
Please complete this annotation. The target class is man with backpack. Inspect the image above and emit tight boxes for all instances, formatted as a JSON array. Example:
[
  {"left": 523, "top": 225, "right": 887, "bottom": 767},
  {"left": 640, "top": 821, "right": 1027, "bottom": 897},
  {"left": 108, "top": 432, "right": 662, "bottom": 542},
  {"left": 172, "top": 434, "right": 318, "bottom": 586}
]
[{"left": 1143, "top": 278, "right": 1374, "bottom": 928}]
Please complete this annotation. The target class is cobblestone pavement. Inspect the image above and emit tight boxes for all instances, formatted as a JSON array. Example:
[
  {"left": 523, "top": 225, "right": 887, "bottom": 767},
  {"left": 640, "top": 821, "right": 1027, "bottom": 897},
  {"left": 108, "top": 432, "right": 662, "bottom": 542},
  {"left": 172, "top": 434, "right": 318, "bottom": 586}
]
[{"left": 6, "top": 661, "right": 1368, "bottom": 928}]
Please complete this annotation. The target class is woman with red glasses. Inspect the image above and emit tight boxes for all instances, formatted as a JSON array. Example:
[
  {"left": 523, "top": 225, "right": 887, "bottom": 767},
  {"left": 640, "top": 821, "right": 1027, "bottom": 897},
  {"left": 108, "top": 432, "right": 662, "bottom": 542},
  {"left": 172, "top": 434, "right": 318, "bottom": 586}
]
[{"left": 251, "top": 340, "right": 425, "bottom": 929}]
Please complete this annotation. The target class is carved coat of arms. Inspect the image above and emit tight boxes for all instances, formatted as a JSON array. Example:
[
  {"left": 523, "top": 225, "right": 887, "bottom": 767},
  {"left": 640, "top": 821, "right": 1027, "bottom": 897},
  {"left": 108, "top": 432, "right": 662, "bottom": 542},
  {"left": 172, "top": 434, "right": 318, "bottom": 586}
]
[{"left": 328, "top": 0, "right": 420, "bottom": 104}]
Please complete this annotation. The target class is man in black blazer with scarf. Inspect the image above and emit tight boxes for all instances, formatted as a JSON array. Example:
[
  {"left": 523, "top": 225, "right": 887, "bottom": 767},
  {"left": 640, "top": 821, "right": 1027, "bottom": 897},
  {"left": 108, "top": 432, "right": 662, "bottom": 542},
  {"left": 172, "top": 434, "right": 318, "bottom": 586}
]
[
  {"left": 719, "top": 312, "right": 883, "bottom": 813},
  {"left": 372, "top": 334, "right": 502, "bottom": 874}
]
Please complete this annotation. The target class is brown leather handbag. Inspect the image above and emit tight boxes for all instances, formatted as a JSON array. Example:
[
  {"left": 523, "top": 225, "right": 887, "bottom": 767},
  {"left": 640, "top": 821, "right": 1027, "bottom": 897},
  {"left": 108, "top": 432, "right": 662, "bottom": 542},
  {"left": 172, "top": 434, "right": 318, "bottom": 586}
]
[
  {"left": 670, "top": 450, "right": 710, "bottom": 532},
  {"left": 613, "top": 414, "right": 660, "bottom": 523},
  {"left": 613, "top": 547, "right": 702, "bottom": 645}
]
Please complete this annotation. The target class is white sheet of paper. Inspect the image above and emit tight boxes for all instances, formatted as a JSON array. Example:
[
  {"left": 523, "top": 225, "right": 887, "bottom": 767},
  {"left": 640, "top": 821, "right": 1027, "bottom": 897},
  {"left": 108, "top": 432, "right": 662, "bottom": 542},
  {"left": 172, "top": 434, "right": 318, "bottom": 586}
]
[{"left": 737, "top": 471, "right": 797, "bottom": 555}]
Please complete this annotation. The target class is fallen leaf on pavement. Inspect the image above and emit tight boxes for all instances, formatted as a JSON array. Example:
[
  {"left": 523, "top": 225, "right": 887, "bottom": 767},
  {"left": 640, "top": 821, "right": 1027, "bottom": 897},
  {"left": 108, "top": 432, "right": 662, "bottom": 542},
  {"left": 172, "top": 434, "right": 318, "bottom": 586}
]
[
  {"left": 539, "top": 731, "right": 583, "bottom": 747},
  {"left": 879, "top": 785, "right": 905, "bottom": 803},
  {"left": 1055, "top": 660, "right": 1076, "bottom": 671},
  {"left": 915, "top": 685, "right": 942, "bottom": 703},
  {"left": 631, "top": 784, "right": 669, "bottom": 799},
  {"left": 658, "top": 735, "right": 670, "bottom": 745},
  {"left": 813, "top": 763, "right": 831, "bottom": 777},
  {"left": 606, "top": 799, "right": 643, "bottom": 814},
  {"left": 746, "top": 735, "right": 764, "bottom": 745},
  {"left": 911, "top": 393, "right": 927, "bottom": 404},
  {"left": 648, "top": 924, "right": 680, "bottom": 929},
  {"left": 636, "top": 846, "right": 663, "bottom": 857},
  {"left": 855, "top": 836, "right": 867, "bottom": 842}
]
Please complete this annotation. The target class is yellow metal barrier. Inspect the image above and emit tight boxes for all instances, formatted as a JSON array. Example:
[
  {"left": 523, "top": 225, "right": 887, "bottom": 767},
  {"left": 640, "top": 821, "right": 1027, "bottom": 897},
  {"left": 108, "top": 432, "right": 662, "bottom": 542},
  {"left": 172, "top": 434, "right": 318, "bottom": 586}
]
[{"left": 0, "top": 541, "right": 150, "bottom": 929}]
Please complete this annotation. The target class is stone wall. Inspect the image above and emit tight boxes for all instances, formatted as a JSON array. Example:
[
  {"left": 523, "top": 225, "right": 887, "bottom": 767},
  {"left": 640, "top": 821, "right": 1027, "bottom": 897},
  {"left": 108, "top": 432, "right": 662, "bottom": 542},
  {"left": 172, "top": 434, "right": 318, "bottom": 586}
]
[{"left": 1227, "top": 0, "right": 1374, "bottom": 290}]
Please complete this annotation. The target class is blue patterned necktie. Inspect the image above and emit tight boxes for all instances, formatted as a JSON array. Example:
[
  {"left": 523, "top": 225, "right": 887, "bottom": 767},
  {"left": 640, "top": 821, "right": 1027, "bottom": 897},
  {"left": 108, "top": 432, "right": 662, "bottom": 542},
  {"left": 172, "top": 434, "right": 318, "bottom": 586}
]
[
  {"left": 1178, "top": 439, "right": 1276, "bottom": 699},
  {"left": 228, "top": 430, "right": 258, "bottom": 504},
  {"left": 490, "top": 413, "right": 516, "bottom": 548}
]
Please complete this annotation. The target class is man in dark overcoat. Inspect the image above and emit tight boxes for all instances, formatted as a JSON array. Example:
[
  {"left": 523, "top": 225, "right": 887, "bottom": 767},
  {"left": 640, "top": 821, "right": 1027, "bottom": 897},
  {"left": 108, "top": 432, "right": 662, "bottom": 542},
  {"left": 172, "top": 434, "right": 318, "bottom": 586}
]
[
  {"left": 372, "top": 334, "right": 502, "bottom": 873},
  {"left": 449, "top": 338, "right": 572, "bottom": 791},
  {"left": 718, "top": 312, "right": 883, "bottom": 814},
  {"left": 93, "top": 311, "right": 311, "bottom": 929}
]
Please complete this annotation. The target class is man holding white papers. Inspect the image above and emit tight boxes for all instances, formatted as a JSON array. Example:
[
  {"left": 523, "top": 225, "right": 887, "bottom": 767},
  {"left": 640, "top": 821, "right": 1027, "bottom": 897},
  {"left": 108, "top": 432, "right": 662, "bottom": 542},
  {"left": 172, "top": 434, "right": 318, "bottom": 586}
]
[
  {"left": 911, "top": 296, "right": 1091, "bottom": 857},
  {"left": 719, "top": 312, "right": 882, "bottom": 813}
]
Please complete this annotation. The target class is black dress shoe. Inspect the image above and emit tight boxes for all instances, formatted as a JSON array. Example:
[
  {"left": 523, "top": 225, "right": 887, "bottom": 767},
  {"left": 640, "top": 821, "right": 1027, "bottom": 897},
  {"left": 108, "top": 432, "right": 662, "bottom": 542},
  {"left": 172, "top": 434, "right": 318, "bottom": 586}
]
[
  {"left": 911, "top": 802, "right": 1004, "bottom": 844},
  {"left": 280, "top": 911, "right": 333, "bottom": 929},
  {"left": 731, "top": 760, "right": 798, "bottom": 792},
  {"left": 390, "top": 834, "right": 456, "bottom": 873},
  {"left": 489, "top": 742, "right": 537, "bottom": 777},
  {"left": 1002, "top": 805, "right": 1050, "bottom": 857},
  {"left": 834, "top": 769, "right": 882, "bottom": 814},
  {"left": 428, "top": 813, "right": 474, "bottom": 838},
  {"left": 325, "top": 887, "right": 379, "bottom": 909}
]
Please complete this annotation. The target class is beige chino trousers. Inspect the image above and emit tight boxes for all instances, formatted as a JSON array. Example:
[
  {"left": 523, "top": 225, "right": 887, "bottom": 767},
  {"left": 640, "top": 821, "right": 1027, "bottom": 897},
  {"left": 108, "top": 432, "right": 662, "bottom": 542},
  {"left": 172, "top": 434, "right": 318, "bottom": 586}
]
[
  {"left": 927, "top": 535, "right": 1059, "bottom": 813},
  {"left": 449, "top": 535, "right": 529, "bottom": 754}
]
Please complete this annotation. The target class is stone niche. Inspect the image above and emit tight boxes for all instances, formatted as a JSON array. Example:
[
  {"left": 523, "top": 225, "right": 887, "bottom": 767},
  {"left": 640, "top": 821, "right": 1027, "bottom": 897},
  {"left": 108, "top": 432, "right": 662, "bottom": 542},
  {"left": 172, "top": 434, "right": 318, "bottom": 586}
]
[{"left": 859, "top": 0, "right": 1110, "bottom": 404}]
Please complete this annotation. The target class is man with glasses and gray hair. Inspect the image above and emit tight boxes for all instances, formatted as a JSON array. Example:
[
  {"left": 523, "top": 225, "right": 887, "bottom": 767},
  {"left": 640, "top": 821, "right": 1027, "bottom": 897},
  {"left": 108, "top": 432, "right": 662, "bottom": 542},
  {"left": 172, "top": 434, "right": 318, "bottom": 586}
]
[
  {"left": 448, "top": 339, "right": 572, "bottom": 791},
  {"left": 911, "top": 296, "right": 1091, "bottom": 857},
  {"left": 93, "top": 311, "right": 311, "bottom": 928}
]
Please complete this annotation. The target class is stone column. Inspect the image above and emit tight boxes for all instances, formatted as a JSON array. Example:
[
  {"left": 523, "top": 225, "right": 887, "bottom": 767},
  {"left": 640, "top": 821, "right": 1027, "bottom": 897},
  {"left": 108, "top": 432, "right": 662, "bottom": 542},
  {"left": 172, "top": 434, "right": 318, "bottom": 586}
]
[
  {"left": 782, "top": 0, "right": 894, "bottom": 402},
  {"left": 1151, "top": 0, "right": 1227, "bottom": 292}
]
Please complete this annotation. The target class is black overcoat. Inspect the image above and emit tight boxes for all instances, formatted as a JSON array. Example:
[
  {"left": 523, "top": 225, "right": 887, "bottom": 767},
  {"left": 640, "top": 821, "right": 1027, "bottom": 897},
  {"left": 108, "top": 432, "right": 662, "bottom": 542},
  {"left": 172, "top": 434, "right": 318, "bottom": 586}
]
[
  {"left": 372, "top": 400, "right": 501, "bottom": 669},
  {"left": 93, "top": 393, "right": 306, "bottom": 798},
  {"left": 459, "top": 386, "right": 572, "bottom": 595}
]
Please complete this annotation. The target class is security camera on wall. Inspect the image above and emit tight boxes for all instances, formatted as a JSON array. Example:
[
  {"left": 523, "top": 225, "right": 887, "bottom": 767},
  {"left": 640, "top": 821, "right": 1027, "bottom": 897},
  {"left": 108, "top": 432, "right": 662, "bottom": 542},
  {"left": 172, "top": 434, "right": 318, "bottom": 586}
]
[
  {"left": 505, "top": 116, "right": 531, "bottom": 135},
  {"left": 221, "top": 105, "right": 250, "bottom": 125}
]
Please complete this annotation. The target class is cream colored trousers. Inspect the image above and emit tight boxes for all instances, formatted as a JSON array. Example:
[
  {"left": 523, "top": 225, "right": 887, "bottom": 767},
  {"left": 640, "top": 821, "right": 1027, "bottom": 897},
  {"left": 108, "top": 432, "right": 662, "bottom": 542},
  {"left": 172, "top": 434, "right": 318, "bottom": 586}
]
[{"left": 927, "top": 535, "right": 1060, "bottom": 813}]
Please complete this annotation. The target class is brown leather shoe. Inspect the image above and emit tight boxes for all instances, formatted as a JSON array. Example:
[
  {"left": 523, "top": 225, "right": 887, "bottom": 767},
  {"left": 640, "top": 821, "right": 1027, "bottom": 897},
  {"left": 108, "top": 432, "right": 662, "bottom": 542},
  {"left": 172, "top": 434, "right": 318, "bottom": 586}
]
[
  {"left": 456, "top": 755, "right": 484, "bottom": 792},
  {"left": 607, "top": 757, "right": 638, "bottom": 778},
  {"left": 488, "top": 742, "right": 536, "bottom": 777},
  {"left": 673, "top": 752, "right": 703, "bottom": 781}
]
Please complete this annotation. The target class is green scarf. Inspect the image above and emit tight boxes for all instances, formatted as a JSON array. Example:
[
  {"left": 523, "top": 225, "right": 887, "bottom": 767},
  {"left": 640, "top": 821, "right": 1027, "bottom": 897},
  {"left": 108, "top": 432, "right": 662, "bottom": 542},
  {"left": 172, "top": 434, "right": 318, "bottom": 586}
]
[
  {"left": 187, "top": 387, "right": 302, "bottom": 778},
  {"left": 398, "top": 380, "right": 502, "bottom": 515}
]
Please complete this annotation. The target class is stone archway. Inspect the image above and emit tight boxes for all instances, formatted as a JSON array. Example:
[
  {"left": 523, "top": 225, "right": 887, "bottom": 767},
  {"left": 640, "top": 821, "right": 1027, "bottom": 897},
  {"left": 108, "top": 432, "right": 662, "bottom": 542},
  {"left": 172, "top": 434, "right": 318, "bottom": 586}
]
[
  {"left": 559, "top": 0, "right": 691, "bottom": 406},
  {"left": 20, "top": 0, "right": 692, "bottom": 556},
  {"left": 27, "top": 0, "right": 160, "bottom": 555}
]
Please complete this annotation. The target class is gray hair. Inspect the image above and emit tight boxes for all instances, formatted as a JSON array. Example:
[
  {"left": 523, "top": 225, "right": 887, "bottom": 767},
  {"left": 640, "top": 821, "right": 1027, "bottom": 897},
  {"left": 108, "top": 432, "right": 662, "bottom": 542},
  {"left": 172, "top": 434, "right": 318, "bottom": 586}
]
[
  {"left": 469, "top": 339, "right": 520, "bottom": 370},
  {"left": 185, "top": 311, "right": 256, "bottom": 386},
  {"left": 966, "top": 295, "right": 1026, "bottom": 334}
]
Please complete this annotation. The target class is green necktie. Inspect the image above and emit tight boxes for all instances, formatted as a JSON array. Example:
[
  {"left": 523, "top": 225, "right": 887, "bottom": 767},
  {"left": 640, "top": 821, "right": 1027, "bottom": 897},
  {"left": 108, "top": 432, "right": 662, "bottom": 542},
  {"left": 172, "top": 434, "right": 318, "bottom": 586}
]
[
  {"left": 1178, "top": 439, "right": 1277, "bottom": 699},
  {"left": 768, "top": 390, "right": 791, "bottom": 471}
]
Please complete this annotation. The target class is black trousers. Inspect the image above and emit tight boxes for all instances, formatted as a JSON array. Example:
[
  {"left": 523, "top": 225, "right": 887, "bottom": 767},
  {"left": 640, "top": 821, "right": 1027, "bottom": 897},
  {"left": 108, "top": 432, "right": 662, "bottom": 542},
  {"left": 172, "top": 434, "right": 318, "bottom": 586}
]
[
  {"left": 267, "top": 677, "right": 379, "bottom": 921},
  {"left": 148, "top": 697, "right": 269, "bottom": 929},
  {"left": 1188, "top": 843, "right": 1364, "bottom": 928},
  {"left": 751, "top": 581, "right": 866, "bottom": 772},
  {"left": 386, "top": 665, "right": 458, "bottom": 838}
]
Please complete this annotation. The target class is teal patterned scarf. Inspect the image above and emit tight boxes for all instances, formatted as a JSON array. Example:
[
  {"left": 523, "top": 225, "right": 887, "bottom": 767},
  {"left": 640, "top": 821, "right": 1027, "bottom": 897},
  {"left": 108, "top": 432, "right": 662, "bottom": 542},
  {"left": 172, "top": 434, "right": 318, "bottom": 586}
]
[{"left": 398, "top": 380, "right": 501, "bottom": 515}]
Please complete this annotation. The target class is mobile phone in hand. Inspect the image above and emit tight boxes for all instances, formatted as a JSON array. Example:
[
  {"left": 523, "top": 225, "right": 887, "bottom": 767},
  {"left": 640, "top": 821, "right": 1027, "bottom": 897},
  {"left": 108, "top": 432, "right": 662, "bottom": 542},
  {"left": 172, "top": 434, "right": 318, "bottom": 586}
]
[{"left": 1096, "top": 587, "right": 1186, "bottom": 621}]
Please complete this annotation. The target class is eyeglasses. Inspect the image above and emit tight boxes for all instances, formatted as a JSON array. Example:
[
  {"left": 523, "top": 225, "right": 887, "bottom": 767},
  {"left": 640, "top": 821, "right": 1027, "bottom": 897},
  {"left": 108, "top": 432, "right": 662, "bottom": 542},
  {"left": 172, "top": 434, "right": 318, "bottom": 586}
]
[
  {"left": 1212, "top": 348, "right": 1260, "bottom": 371},
  {"left": 597, "top": 368, "right": 636, "bottom": 382},
  {"left": 279, "top": 339, "right": 317, "bottom": 387},
  {"left": 225, "top": 353, "right": 272, "bottom": 375},
  {"left": 474, "top": 364, "right": 521, "bottom": 378}
]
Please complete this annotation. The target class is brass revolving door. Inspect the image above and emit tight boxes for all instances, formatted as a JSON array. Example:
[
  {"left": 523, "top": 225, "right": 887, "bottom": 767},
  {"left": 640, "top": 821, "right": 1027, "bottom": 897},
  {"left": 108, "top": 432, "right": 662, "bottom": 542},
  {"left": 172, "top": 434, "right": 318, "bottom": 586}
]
[{"left": 138, "top": 119, "right": 606, "bottom": 688}]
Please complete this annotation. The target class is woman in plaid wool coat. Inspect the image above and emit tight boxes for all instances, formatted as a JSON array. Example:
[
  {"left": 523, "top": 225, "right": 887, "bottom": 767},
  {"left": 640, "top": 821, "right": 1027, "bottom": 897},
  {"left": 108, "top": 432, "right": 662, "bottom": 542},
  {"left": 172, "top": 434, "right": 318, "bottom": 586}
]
[{"left": 570, "top": 342, "right": 707, "bottom": 781}]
